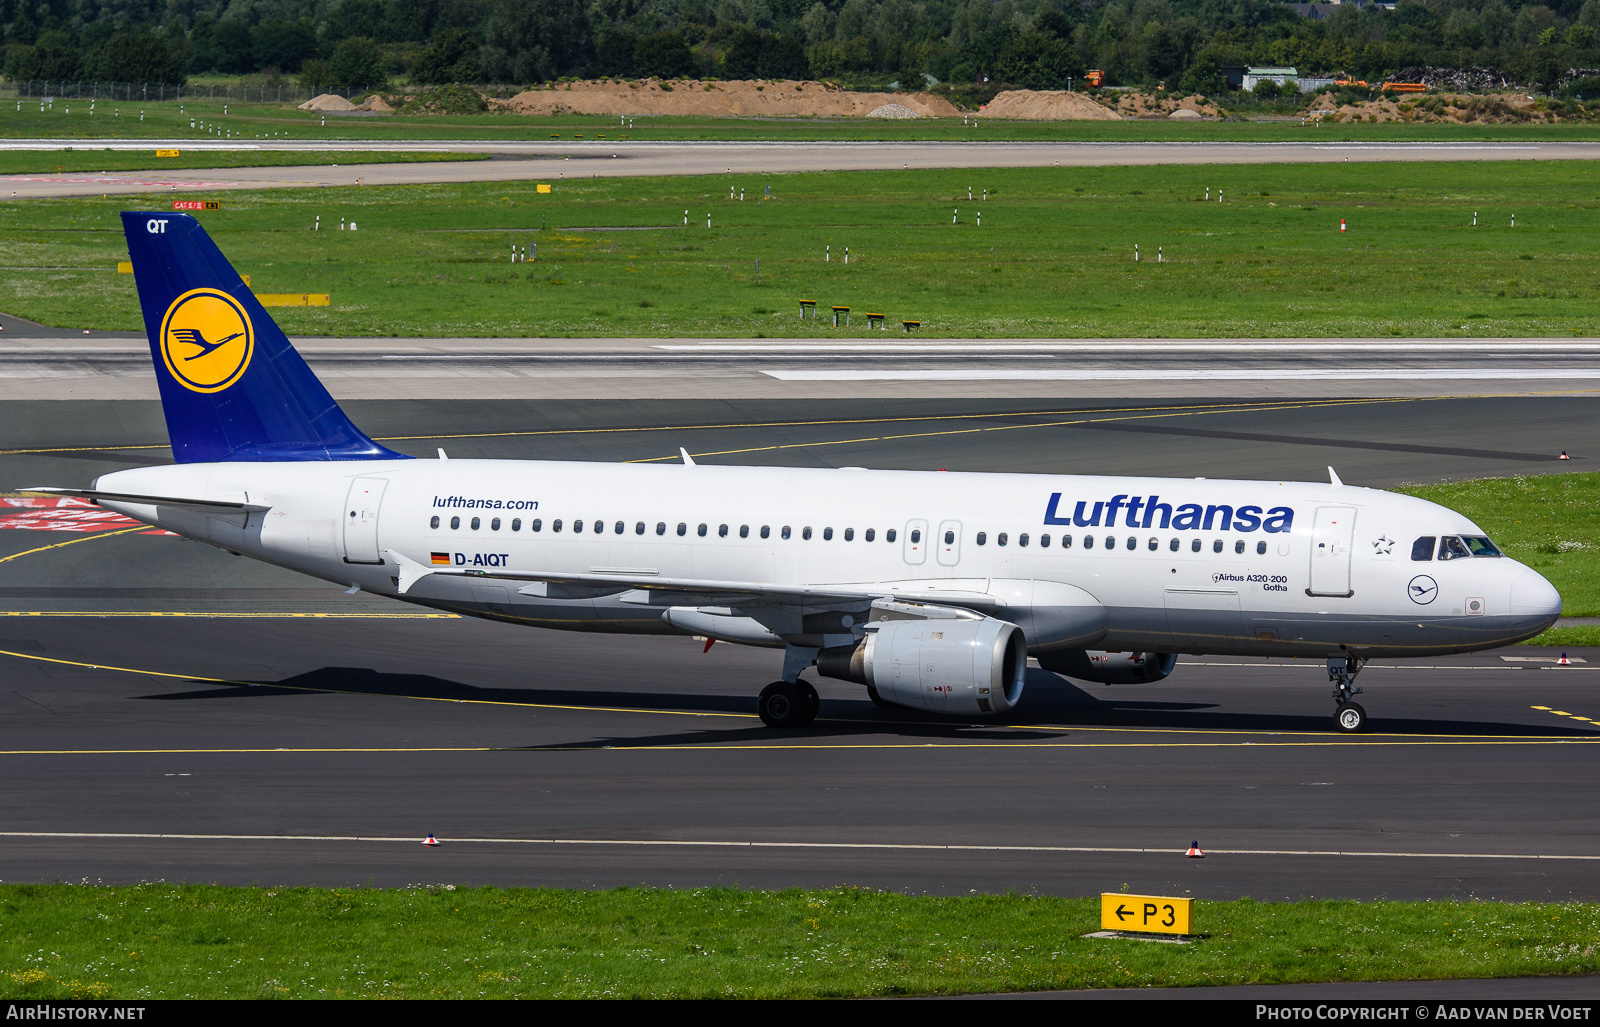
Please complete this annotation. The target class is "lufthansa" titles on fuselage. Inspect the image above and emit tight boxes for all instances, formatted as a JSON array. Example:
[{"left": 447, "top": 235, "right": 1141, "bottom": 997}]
[{"left": 1044, "top": 493, "right": 1294, "bottom": 533}]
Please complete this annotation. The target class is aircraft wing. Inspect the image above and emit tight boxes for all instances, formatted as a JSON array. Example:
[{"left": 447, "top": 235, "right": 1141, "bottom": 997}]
[
  {"left": 18, "top": 486, "right": 273, "bottom": 513},
  {"left": 386, "top": 550, "right": 1004, "bottom": 611}
]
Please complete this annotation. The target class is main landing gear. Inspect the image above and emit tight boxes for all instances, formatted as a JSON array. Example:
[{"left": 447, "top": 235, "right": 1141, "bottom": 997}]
[
  {"left": 758, "top": 680, "right": 820, "bottom": 728},
  {"left": 1329, "top": 654, "right": 1368, "bottom": 733}
]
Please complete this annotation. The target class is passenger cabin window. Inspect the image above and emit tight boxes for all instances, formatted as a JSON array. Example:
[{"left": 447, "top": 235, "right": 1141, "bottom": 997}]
[
  {"left": 943, "top": 530, "right": 954, "bottom": 545},
  {"left": 782, "top": 526, "right": 792, "bottom": 540},
  {"left": 865, "top": 528, "right": 876, "bottom": 542},
  {"left": 1256, "top": 540, "right": 1267, "bottom": 555},
  {"left": 656, "top": 522, "right": 666, "bottom": 535},
  {"left": 430, "top": 516, "right": 440, "bottom": 529},
  {"left": 450, "top": 516, "right": 460, "bottom": 530},
  {"left": 976, "top": 532, "right": 987, "bottom": 546},
  {"left": 697, "top": 523, "right": 707, "bottom": 537},
  {"left": 1041, "top": 534, "right": 1051, "bottom": 548},
  {"left": 491, "top": 517, "right": 501, "bottom": 531},
  {"left": 1104, "top": 535, "right": 1114, "bottom": 549},
  {"left": 1212, "top": 539, "right": 1223, "bottom": 553},
  {"left": 512, "top": 518, "right": 521, "bottom": 531},
  {"left": 531, "top": 518, "right": 542, "bottom": 532},
  {"left": 910, "top": 529, "right": 921, "bottom": 543},
  {"left": 1084, "top": 535, "right": 1094, "bottom": 549},
  {"left": 1438, "top": 536, "right": 1472, "bottom": 561},
  {"left": 844, "top": 528, "right": 854, "bottom": 541},
  {"left": 1234, "top": 540, "right": 1245, "bottom": 554},
  {"left": 573, "top": 520, "right": 583, "bottom": 533},
  {"left": 551, "top": 519, "right": 561, "bottom": 532},
  {"left": 471, "top": 516, "right": 481, "bottom": 531},
  {"left": 886, "top": 528, "right": 897, "bottom": 543},
  {"left": 1019, "top": 533, "right": 1029, "bottom": 547},
  {"left": 740, "top": 525, "right": 749, "bottom": 538},
  {"left": 1190, "top": 538, "right": 1200, "bottom": 553},
  {"left": 615, "top": 521, "right": 624, "bottom": 535},
  {"left": 636, "top": 521, "right": 646, "bottom": 535},
  {"left": 999, "top": 533, "right": 1009, "bottom": 547},
  {"left": 1147, "top": 537, "right": 1157, "bottom": 551},
  {"left": 824, "top": 527, "right": 834, "bottom": 541},
  {"left": 761, "top": 525, "right": 771, "bottom": 539},
  {"left": 1169, "top": 538, "right": 1179, "bottom": 552},
  {"left": 1061, "top": 534, "right": 1072, "bottom": 549},
  {"left": 677, "top": 523, "right": 687, "bottom": 536},
  {"left": 1126, "top": 537, "right": 1136, "bottom": 551},
  {"left": 718, "top": 524, "right": 728, "bottom": 538},
  {"left": 803, "top": 527, "right": 813, "bottom": 540}
]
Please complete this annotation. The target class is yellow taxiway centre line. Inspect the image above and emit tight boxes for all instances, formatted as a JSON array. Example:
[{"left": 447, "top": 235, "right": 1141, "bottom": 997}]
[
  {"left": 0, "top": 611, "right": 459, "bottom": 618},
  {"left": 0, "top": 399, "right": 1329, "bottom": 455},
  {"left": 0, "top": 525, "right": 146, "bottom": 564},
  {"left": 1532, "top": 704, "right": 1596, "bottom": 722}
]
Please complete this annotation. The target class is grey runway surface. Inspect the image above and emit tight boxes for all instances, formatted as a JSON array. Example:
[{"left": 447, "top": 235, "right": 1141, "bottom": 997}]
[
  {"left": 2, "top": 395, "right": 1598, "bottom": 897},
  {"left": 7, "top": 333, "right": 1600, "bottom": 399},
  {"left": 6, "top": 139, "right": 1600, "bottom": 198}
]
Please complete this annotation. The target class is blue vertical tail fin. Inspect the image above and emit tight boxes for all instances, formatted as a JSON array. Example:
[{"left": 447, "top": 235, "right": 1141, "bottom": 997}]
[{"left": 121, "top": 211, "right": 407, "bottom": 463}]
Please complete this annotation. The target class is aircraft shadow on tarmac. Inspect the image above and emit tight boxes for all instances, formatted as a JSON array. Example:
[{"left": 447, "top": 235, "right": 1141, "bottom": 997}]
[{"left": 135, "top": 666, "right": 1596, "bottom": 745}]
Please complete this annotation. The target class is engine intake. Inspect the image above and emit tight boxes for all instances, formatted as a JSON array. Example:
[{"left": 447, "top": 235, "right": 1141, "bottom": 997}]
[
  {"left": 1037, "top": 649, "right": 1177, "bottom": 684},
  {"left": 818, "top": 617, "right": 1026, "bottom": 716}
]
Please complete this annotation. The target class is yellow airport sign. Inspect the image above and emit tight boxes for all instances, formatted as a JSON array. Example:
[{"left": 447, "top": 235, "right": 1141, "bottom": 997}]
[
  {"left": 156, "top": 149, "right": 180, "bottom": 157},
  {"left": 1101, "top": 893, "right": 1194, "bottom": 935},
  {"left": 116, "top": 262, "right": 133, "bottom": 274},
  {"left": 536, "top": 184, "right": 552, "bottom": 194},
  {"left": 256, "top": 293, "right": 329, "bottom": 307}
]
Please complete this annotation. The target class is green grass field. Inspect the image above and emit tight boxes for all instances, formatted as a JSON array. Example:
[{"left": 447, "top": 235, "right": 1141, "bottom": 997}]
[
  {"left": 3, "top": 884, "right": 1597, "bottom": 998},
  {"left": 2, "top": 159, "right": 1599, "bottom": 339},
  {"left": 1396, "top": 472, "right": 1600, "bottom": 620},
  {"left": 0, "top": 150, "right": 485, "bottom": 174},
  {"left": 6, "top": 96, "right": 1600, "bottom": 142}
]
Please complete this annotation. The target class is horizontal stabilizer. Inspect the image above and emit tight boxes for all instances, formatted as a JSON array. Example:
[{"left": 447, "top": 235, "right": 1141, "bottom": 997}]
[{"left": 18, "top": 486, "right": 271, "bottom": 512}]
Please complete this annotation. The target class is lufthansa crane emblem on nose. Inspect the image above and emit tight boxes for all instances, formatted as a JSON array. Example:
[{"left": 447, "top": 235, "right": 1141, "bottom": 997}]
[
  {"left": 1407, "top": 574, "right": 1439, "bottom": 605},
  {"left": 159, "top": 287, "right": 255, "bottom": 393}
]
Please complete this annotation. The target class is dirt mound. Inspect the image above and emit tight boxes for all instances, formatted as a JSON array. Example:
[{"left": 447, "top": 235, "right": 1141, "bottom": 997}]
[
  {"left": 355, "top": 95, "right": 395, "bottom": 112},
  {"left": 1168, "top": 107, "right": 1203, "bottom": 119},
  {"left": 502, "top": 79, "right": 960, "bottom": 118},
  {"left": 298, "top": 93, "right": 356, "bottom": 112},
  {"left": 1113, "top": 92, "right": 1223, "bottom": 118},
  {"left": 867, "top": 103, "right": 921, "bottom": 119},
  {"left": 980, "top": 90, "right": 1121, "bottom": 120},
  {"left": 1303, "top": 90, "right": 1560, "bottom": 124}
]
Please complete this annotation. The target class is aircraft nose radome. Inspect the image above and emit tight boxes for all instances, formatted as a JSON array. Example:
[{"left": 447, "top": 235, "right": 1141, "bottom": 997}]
[{"left": 1511, "top": 569, "right": 1562, "bottom": 620}]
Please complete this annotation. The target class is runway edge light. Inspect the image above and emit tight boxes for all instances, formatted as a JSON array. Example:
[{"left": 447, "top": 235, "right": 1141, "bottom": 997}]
[
  {"left": 1187, "top": 839, "right": 1205, "bottom": 858},
  {"left": 423, "top": 833, "right": 440, "bottom": 846},
  {"left": 1099, "top": 893, "right": 1195, "bottom": 936}
]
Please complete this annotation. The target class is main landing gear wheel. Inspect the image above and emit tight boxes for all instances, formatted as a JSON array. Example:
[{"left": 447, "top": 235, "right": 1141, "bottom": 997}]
[
  {"left": 1335, "top": 702, "right": 1367, "bottom": 733},
  {"left": 759, "top": 680, "right": 818, "bottom": 728}
]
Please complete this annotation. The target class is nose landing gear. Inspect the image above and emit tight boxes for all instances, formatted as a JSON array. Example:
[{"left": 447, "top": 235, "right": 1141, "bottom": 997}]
[{"left": 1329, "top": 654, "right": 1368, "bottom": 733}]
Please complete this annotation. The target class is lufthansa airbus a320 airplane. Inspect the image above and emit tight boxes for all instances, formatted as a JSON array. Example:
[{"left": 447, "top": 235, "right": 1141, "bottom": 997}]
[{"left": 25, "top": 213, "right": 1563, "bottom": 732}]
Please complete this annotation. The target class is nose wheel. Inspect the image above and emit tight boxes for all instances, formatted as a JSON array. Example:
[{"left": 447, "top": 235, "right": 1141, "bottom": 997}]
[
  {"left": 758, "top": 679, "right": 820, "bottom": 728},
  {"left": 1335, "top": 702, "right": 1367, "bottom": 733},
  {"left": 1329, "top": 655, "right": 1368, "bottom": 733}
]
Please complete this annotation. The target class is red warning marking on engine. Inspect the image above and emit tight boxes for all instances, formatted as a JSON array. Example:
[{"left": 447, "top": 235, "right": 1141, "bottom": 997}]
[{"left": 0, "top": 497, "right": 171, "bottom": 534}]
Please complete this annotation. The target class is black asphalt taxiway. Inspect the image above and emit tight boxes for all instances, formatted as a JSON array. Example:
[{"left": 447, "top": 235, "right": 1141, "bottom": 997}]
[{"left": 2, "top": 395, "right": 1598, "bottom": 899}]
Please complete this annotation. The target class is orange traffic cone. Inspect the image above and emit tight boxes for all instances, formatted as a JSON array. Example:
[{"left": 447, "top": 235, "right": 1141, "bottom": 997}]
[
  {"left": 422, "top": 833, "right": 440, "bottom": 846},
  {"left": 1559, "top": 653, "right": 1571, "bottom": 665},
  {"left": 1560, "top": 451, "right": 1571, "bottom": 460},
  {"left": 1186, "top": 840, "right": 1205, "bottom": 858}
]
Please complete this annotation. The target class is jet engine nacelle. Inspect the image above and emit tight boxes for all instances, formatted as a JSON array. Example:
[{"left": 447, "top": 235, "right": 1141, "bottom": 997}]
[
  {"left": 1037, "top": 649, "right": 1177, "bottom": 684},
  {"left": 817, "top": 617, "right": 1026, "bottom": 716}
]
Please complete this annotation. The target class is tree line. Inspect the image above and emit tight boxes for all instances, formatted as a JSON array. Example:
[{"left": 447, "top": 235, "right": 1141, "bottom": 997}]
[{"left": 3, "top": 0, "right": 1599, "bottom": 94}]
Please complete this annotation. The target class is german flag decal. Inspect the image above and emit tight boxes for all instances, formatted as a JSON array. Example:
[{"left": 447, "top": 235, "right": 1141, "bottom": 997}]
[{"left": 430, "top": 552, "right": 451, "bottom": 566}]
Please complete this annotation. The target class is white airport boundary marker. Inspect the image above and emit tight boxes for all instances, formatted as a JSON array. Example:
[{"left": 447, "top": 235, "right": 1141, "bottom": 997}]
[{"left": 0, "top": 831, "right": 1597, "bottom": 861}]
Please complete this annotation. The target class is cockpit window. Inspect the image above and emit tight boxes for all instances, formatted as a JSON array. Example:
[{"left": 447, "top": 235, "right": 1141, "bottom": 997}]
[
  {"left": 1411, "top": 537, "right": 1435, "bottom": 561},
  {"left": 1438, "top": 536, "right": 1472, "bottom": 561},
  {"left": 1463, "top": 536, "right": 1502, "bottom": 557}
]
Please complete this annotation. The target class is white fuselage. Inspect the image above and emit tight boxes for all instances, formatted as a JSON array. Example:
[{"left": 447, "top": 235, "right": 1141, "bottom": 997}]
[{"left": 92, "top": 458, "right": 1562, "bottom": 659}]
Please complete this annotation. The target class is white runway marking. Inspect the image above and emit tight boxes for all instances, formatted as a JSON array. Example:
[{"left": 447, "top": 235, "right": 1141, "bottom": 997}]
[
  {"left": 1, "top": 830, "right": 1594, "bottom": 861},
  {"left": 767, "top": 368, "right": 1600, "bottom": 382}
]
